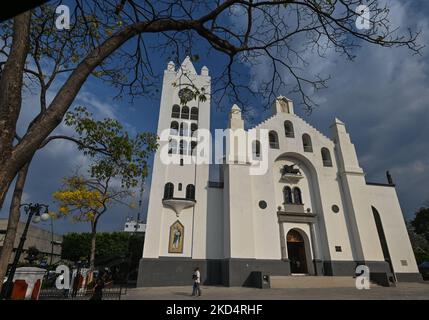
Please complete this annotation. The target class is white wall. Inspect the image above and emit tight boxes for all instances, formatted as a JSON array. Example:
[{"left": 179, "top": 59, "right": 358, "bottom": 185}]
[
  {"left": 367, "top": 185, "right": 419, "bottom": 274},
  {"left": 239, "top": 112, "right": 355, "bottom": 262}
]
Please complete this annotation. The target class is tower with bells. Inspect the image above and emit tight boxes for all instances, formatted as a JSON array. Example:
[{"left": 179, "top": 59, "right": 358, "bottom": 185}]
[{"left": 138, "top": 57, "right": 211, "bottom": 286}]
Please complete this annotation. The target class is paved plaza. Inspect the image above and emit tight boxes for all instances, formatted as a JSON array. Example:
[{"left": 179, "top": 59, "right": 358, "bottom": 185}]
[{"left": 124, "top": 282, "right": 429, "bottom": 300}]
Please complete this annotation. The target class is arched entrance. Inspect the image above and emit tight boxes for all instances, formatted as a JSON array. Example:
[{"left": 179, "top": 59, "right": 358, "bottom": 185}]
[{"left": 287, "top": 229, "right": 308, "bottom": 274}]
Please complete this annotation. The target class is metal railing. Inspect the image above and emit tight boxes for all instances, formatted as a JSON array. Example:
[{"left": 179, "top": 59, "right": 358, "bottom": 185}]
[{"left": 39, "top": 286, "right": 124, "bottom": 300}]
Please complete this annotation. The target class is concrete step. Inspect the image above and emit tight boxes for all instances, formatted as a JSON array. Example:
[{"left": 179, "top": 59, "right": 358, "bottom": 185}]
[{"left": 270, "top": 276, "right": 381, "bottom": 289}]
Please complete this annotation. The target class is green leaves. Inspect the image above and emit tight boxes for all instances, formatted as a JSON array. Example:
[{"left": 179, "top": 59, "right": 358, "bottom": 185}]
[
  {"left": 61, "top": 232, "right": 144, "bottom": 266},
  {"left": 411, "top": 207, "right": 429, "bottom": 242},
  {"left": 65, "top": 106, "right": 158, "bottom": 188},
  {"left": 174, "top": 85, "right": 208, "bottom": 106}
]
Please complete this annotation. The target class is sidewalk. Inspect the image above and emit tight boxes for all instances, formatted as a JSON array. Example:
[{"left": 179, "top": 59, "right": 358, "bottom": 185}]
[{"left": 124, "top": 282, "right": 429, "bottom": 300}]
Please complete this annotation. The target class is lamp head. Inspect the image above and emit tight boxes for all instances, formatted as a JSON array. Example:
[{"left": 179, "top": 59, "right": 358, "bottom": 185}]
[
  {"left": 33, "top": 215, "right": 41, "bottom": 223},
  {"left": 40, "top": 205, "right": 50, "bottom": 221}
]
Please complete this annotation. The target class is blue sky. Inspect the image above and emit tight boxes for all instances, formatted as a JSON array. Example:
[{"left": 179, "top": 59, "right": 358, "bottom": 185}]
[{"left": 1, "top": 1, "right": 428, "bottom": 235}]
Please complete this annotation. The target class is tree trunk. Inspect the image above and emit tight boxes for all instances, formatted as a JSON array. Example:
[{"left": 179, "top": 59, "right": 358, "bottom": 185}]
[
  {"left": 0, "top": 11, "right": 31, "bottom": 209},
  {"left": 0, "top": 162, "right": 30, "bottom": 293},
  {"left": 0, "top": 17, "right": 201, "bottom": 210},
  {"left": 89, "top": 222, "right": 97, "bottom": 271}
]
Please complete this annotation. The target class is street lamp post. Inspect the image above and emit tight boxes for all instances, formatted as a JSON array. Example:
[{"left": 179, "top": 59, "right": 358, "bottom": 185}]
[
  {"left": 48, "top": 217, "right": 54, "bottom": 266},
  {"left": 0, "top": 203, "right": 50, "bottom": 300},
  {"left": 124, "top": 182, "right": 145, "bottom": 292}
]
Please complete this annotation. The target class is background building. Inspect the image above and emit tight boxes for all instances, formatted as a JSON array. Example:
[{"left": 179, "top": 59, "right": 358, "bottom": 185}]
[
  {"left": 124, "top": 217, "right": 146, "bottom": 233},
  {"left": 0, "top": 219, "right": 62, "bottom": 265}
]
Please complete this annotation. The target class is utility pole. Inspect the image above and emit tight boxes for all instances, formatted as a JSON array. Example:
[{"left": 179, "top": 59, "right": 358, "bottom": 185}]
[
  {"left": 135, "top": 181, "right": 145, "bottom": 233},
  {"left": 125, "top": 181, "right": 145, "bottom": 291}
]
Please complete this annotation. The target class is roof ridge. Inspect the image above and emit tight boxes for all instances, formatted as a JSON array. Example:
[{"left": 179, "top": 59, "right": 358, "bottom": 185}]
[
  {"left": 296, "top": 117, "right": 331, "bottom": 141},
  {"left": 249, "top": 114, "right": 276, "bottom": 130},
  {"left": 248, "top": 113, "right": 332, "bottom": 142}
]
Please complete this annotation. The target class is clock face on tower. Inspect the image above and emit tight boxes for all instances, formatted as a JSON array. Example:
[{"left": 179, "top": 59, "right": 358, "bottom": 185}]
[{"left": 178, "top": 88, "right": 194, "bottom": 104}]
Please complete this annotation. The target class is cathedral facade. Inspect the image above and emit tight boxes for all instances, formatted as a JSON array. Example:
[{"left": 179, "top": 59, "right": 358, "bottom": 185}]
[{"left": 137, "top": 57, "right": 421, "bottom": 287}]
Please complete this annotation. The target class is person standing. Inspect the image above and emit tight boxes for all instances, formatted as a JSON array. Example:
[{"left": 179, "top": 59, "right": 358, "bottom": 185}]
[
  {"left": 89, "top": 276, "right": 105, "bottom": 300},
  {"left": 191, "top": 267, "right": 201, "bottom": 296},
  {"left": 71, "top": 270, "right": 82, "bottom": 298}
]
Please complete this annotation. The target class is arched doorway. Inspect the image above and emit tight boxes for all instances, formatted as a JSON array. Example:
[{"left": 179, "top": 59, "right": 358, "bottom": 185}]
[{"left": 287, "top": 229, "right": 308, "bottom": 274}]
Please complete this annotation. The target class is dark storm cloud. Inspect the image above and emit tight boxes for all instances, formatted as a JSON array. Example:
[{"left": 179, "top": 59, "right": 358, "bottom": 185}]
[
  {"left": 254, "top": 1, "right": 429, "bottom": 218},
  {"left": 228, "top": 0, "right": 429, "bottom": 219},
  {"left": 305, "top": 1, "right": 429, "bottom": 218}
]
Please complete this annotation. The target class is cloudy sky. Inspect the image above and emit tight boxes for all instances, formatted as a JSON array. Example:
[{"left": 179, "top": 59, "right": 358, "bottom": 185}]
[{"left": 1, "top": 1, "right": 428, "bottom": 235}]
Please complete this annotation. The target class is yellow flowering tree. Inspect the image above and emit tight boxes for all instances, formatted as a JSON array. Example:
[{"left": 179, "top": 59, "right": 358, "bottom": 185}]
[
  {"left": 53, "top": 176, "right": 133, "bottom": 270},
  {"left": 49, "top": 107, "right": 156, "bottom": 272}
]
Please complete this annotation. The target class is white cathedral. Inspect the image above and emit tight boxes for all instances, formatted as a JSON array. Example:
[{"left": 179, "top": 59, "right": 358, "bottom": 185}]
[{"left": 137, "top": 57, "right": 421, "bottom": 287}]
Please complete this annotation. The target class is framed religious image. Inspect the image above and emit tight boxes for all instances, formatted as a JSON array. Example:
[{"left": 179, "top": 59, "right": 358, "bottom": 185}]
[{"left": 168, "top": 220, "right": 184, "bottom": 253}]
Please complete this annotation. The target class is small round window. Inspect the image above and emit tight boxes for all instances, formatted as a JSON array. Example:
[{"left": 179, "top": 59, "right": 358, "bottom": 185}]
[
  {"left": 259, "top": 201, "right": 267, "bottom": 209},
  {"left": 332, "top": 205, "right": 340, "bottom": 213}
]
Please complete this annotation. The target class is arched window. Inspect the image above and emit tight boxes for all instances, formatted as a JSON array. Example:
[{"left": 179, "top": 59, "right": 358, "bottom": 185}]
[
  {"left": 283, "top": 186, "right": 293, "bottom": 204},
  {"left": 269, "top": 131, "right": 279, "bottom": 149},
  {"left": 171, "top": 105, "right": 180, "bottom": 118},
  {"left": 252, "top": 140, "right": 261, "bottom": 160},
  {"left": 170, "top": 121, "right": 179, "bottom": 135},
  {"left": 190, "top": 123, "right": 198, "bottom": 137},
  {"left": 186, "top": 184, "right": 195, "bottom": 199},
  {"left": 284, "top": 121, "right": 294, "bottom": 138},
  {"left": 181, "top": 106, "right": 190, "bottom": 119},
  {"left": 293, "top": 187, "right": 303, "bottom": 204},
  {"left": 168, "top": 139, "right": 177, "bottom": 154},
  {"left": 179, "top": 122, "right": 188, "bottom": 136},
  {"left": 190, "top": 141, "right": 197, "bottom": 155},
  {"left": 302, "top": 134, "right": 313, "bottom": 152},
  {"left": 321, "top": 147, "right": 332, "bottom": 167},
  {"left": 179, "top": 139, "right": 187, "bottom": 155},
  {"left": 164, "top": 183, "right": 174, "bottom": 199},
  {"left": 190, "top": 107, "right": 199, "bottom": 120}
]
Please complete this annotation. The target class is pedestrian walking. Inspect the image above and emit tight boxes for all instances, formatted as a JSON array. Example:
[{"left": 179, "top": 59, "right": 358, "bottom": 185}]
[{"left": 191, "top": 267, "right": 201, "bottom": 296}]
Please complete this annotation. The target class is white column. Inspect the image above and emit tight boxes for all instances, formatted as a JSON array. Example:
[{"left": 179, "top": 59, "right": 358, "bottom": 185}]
[
  {"left": 310, "top": 222, "right": 321, "bottom": 260},
  {"left": 279, "top": 222, "right": 287, "bottom": 259}
]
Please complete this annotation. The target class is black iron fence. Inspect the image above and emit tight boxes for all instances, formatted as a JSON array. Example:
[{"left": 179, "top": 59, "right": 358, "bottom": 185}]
[{"left": 39, "top": 286, "right": 124, "bottom": 300}]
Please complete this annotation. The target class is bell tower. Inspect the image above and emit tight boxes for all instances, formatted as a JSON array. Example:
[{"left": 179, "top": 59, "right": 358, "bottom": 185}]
[
  {"left": 140, "top": 56, "right": 211, "bottom": 269},
  {"left": 271, "top": 96, "right": 294, "bottom": 115}
]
